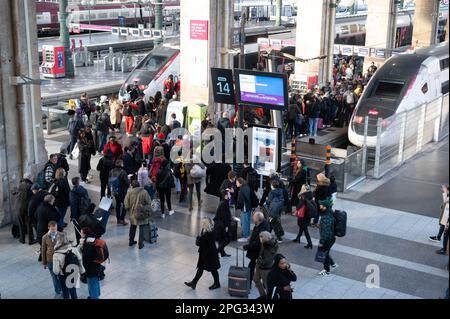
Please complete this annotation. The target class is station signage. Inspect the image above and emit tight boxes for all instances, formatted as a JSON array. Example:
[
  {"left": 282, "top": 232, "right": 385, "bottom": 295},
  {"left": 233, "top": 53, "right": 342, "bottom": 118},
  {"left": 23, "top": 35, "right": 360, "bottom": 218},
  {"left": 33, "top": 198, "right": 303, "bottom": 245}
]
[{"left": 211, "top": 68, "right": 236, "bottom": 105}]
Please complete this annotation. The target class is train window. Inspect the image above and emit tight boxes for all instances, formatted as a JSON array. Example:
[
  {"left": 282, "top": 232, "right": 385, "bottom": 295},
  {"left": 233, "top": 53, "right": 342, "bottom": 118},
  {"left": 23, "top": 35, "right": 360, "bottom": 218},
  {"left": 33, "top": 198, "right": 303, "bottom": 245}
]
[
  {"left": 442, "top": 81, "right": 449, "bottom": 94},
  {"left": 421, "top": 83, "right": 428, "bottom": 94},
  {"left": 372, "top": 81, "right": 404, "bottom": 99},
  {"left": 139, "top": 55, "right": 168, "bottom": 72},
  {"left": 440, "top": 58, "right": 449, "bottom": 70}
]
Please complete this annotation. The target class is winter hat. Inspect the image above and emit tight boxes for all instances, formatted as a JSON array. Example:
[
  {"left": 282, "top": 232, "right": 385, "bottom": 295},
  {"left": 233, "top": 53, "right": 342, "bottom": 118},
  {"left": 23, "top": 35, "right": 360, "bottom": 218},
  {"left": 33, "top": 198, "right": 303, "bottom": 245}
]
[
  {"left": 157, "top": 133, "right": 166, "bottom": 140},
  {"left": 31, "top": 184, "right": 40, "bottom": 191},
  {"left": 318, "top": 198, "right": 334, "bottom": 208}
]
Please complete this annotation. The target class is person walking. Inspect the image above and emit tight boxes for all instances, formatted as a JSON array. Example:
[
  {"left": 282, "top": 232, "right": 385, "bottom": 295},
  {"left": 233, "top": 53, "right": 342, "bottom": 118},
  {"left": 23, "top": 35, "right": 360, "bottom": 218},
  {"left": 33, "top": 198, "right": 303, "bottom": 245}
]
[
  {"left": 267, "top": 254, "right": 297, "bottom": 300},
  {"left": 185, "top": 159, "right": 206, "bottom": 212},
  {"left": 236, "top": 178, "right": 253, "bottom": 242},
  {"left": 156, "top": 159, "right": 175, "bottom": 218},
  {"left": 69, "top": 177, "right": 91, "bottom": 244},
  {"left": 317, "top": 198, "right": 338, "bottom": 276},
  {"left": 103, "top": 135, "right": 123, "bottom": 161},
  {"left": 16, "top": 173, "right": 34, "bottom": 244},
  {"left": 67, "top": 110, "right": 85, "bottom": 157},
  {"left": 109, "top": 94, "right": 123, "bottom": 130},
  {"left": 185, "top": 218, "right": 221, "bottom": 290},
  {"left": 213, "top": 191, "right": 232, "bottom": 258},
  {"left": 313, "top": 173, "right": 331, "bottom": 227},
  {"left": 96, "top": 109, "right": 114, "bottom": 154},
  {"left": 49, "top": 168, "right": 71, "bottom": 230},
  {"left": 290, "top": 159, "right": 310, "bottom": 209},
  {"left": 292, "top": 184, "right": 314, "bottom": 249},
  {"left": 254, "top": 231, "right": 278, "bottom": 299},
  {"left": 41, "top": 221, "right": 63, "bottom": 298},
  {"left": 109, "top": 160, "right": 130, "bottom": 226},
  {"left": 124, "top": 180, "right": 152, "bottom": 249},
  {"left": 96, "top": 150, "right": 115, "bottom": 199},
  {"left": 265, "top": 180, "right": 286, "bottom": 243},
  {"left": 430, "top": 185, "right": 449, "bottom": 243},
  {"left": 243, "top": 212, "right": 271, "bottom": 283},
  {"left": 52, "top": 233, "right": 85, "bottom": 299},
  {"left": 77, "top": 129, "right": 94, "bottom": 183},
  {"left": 79, "top": 227, "right": 105, "bottom": 299}
]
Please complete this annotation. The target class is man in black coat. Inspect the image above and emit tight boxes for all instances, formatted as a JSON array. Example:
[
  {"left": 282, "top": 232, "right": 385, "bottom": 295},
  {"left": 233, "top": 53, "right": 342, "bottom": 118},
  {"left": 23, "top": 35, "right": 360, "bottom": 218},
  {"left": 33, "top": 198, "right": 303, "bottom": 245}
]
[
  {"left": 204, "top": 162, "right": 232, "bottom": 198},
  {"left": 79, "top": 203, "right": 105, "bottom": 239},
  {"left": 243, "top": 212, "right": 270, "bottom": 283},
  {"left": 28, "top": 184, "right": 49, "bottom": 243},
  {"left": 213, "top": 191, "right": 232, "bottom": 257},
  {"left": 70, "top": 177, "right": 91, "bottom": 244},
  {"left": 36, "top": 195, "right": 60, "bottom": 259},
  {"left": 15, "top": 174, "right": 34, "bottom": 244}
]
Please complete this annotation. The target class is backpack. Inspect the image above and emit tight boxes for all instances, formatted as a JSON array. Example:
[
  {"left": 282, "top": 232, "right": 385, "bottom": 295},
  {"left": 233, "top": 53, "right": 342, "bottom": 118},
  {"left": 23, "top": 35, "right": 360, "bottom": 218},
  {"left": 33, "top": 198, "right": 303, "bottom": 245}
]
[
  {"left": 173, "top": 161, "right": 185, "bottom": 179},
  {"left": 68, "top": 118, "right": 82, "bottom": 136},
  {"left": 90, "top": 238, "right": 109, "bottom": 264},
  {"left": 250, "top": 190, "right": 259, "bottom": 209},
  {"left": 305, "top": 198, "right": 318, "bottom": 219},
  {"left": 62, "top": 250, "right": 80, "bottom": 276},
  {"left": 96, "top": 116, "right": 107, "bottom": 132},
  {"left": 333, "top": 210, "right": 347, "bottom": 237},
  {"left": 108, "top": 175, "right": 121, "bottom": 197},
  {"left": 157, "top": 165, "right": 175, "bottom": 189},
  {"left": 246, "top": 169, "right": 259, "bottom": 191},
  {"left": 150, "top": 160, "right": 163, "bottom": 183}
]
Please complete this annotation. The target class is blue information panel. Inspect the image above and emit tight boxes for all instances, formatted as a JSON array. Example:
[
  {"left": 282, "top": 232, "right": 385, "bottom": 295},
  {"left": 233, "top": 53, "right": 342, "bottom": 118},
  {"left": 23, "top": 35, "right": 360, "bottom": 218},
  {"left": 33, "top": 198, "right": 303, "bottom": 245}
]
[{"left": 234, "top": 69, "right": 288, "bottom": 111}]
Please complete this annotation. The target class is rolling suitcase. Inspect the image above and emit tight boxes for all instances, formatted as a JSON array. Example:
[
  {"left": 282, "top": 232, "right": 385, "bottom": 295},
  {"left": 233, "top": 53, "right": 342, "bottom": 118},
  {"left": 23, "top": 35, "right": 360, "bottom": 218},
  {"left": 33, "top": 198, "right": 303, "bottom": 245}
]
[
  {"left": 143, "top": 220, "right": 158, "bottom": 244},
  {"left": 228, "top": 248, "right": 251, "bottom": 298}
]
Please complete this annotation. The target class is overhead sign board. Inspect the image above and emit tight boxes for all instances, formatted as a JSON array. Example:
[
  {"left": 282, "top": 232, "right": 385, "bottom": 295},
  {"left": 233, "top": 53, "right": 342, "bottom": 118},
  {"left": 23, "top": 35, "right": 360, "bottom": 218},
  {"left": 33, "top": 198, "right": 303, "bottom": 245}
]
[
  {"left": 211, "top": 68, "right": 236, "bottom": 105},
  {"left": 234, "top": 69, "right": 288, "bottom": 111}
]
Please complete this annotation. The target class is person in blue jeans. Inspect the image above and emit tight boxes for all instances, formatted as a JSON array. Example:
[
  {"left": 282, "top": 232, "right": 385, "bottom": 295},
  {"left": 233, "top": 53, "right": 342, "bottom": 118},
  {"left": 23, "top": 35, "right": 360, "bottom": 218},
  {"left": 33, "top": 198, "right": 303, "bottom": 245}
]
[
  {"left": 80, "top": 227, "right": 104, "bottom": 299},
  {"left": 52, "top": 233, "right": 84, "bottom": 299},
  {"left": 236, "top": 178, "right": 253, "bottom": 241},
  {"left": 308, "top": 96, "right": 321, "bottom": 137},
  {"left": 41, "top": 221, "right": 63, "bottom": 298}
]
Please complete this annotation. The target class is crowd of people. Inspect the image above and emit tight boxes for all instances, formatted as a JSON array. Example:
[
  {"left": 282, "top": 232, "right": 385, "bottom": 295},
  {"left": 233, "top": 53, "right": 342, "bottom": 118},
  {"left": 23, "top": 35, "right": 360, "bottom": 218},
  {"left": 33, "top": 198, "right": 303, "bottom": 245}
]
[{"left": 11, "top": 66, "right": 448, "bottom": 300}]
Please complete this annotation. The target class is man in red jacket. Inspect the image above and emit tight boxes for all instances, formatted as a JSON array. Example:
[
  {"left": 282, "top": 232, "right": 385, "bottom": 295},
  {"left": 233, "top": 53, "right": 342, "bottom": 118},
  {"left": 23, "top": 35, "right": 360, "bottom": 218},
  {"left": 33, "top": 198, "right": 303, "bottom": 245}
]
[{"left": 103, "top": 135, "right": 123, "bottom": 160}]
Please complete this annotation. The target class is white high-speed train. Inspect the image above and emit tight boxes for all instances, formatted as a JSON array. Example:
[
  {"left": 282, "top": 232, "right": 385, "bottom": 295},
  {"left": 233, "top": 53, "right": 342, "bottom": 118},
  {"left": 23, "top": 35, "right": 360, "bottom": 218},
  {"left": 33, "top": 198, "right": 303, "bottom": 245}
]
[{"left": 348, "top": 41, "right": 449, "bottom": 148}]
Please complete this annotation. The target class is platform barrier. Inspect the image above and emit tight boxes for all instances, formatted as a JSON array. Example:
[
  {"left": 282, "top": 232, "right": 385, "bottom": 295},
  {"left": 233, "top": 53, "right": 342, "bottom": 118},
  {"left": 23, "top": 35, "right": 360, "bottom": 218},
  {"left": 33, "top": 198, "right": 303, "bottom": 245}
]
[{"left": 373, "top": 94, "right": 449, "bottom": 179}]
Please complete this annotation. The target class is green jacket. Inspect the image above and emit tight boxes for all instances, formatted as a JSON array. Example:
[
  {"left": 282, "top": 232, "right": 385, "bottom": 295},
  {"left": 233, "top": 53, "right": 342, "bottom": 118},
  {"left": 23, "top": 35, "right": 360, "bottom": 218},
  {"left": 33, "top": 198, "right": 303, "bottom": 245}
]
[{"left": 319, "top": 209, "right": 335, "bottom": 244}]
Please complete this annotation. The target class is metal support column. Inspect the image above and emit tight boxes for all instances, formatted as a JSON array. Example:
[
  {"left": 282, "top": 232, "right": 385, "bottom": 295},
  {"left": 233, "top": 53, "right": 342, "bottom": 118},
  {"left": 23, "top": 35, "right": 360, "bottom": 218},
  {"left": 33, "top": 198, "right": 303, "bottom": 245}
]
[{"left": 59, "top": 0, "right": 75, "bottom": 78}]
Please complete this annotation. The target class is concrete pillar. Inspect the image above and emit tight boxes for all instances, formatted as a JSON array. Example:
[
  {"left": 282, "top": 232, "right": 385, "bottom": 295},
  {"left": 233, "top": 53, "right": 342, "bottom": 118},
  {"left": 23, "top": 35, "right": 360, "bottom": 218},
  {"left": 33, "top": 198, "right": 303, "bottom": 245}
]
[
  {"left": 363, "top": 0, "right": 397, "bottom": 75},
  {"left": 0, "top": 0, "right": 47, "bottom": 226},
  {"left": 412, "top": 0, "right": 440, "bottom": 48},
  {"left": 446, "top": 13, "right": 449, "bottom": 42},
  {"left": 295, "top": 0, "right": 336, "bottom": 87},
  {"left": 180, "top": 0, "right": 233, "bottom": 115}
]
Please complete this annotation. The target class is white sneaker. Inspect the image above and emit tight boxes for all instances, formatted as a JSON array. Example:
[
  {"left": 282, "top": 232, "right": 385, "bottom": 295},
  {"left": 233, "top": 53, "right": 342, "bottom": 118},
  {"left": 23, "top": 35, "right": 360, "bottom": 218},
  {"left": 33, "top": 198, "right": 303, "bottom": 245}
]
[
  {"left": 331, "top": 264, "right": 339, "bottom": 270},
  {"left": 168, "top": 210, "right": 175, "bottom": 216},
  {"left": 318, "top": 269, "right": 330, "bottom": 276},
  {"left": 237, "top": 238, "right": 248, "bottom": 243},
  {"left": 161, "top": 213, "right": 165, "bottom": 219}
]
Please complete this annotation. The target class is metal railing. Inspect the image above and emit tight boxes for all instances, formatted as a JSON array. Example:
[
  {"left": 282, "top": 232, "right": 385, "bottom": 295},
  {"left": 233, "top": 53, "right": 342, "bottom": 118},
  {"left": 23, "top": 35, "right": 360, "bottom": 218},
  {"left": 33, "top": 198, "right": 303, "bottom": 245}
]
[{"left": 373, "top": 94, "right": 449, "bottom": 179}]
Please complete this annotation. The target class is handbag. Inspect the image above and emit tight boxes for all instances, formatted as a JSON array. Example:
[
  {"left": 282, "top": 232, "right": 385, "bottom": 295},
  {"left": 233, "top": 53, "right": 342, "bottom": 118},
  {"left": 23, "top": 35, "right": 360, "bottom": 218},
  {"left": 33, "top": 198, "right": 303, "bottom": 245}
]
[
  {"left": 133, "top": 191, "right": 151, "bottom": 220},
  {"left": 71, "top": 143, "right": 79, "bottom": 159},
  {"left": 190, "top": 164, "right": 206, "bottom": 179},
  {"left": 296, "top": 205, "right": 306, "bottom": 218},
  {"left": 315, "top": 248, "right": 328, "bottom": 263}
]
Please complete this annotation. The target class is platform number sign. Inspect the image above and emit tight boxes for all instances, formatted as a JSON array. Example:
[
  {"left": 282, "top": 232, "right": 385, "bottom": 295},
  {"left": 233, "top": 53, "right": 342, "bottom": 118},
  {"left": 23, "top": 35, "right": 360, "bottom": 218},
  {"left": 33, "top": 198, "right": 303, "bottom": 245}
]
[{"left": 211, "top": 68, "right": 235, "bottom": 105}]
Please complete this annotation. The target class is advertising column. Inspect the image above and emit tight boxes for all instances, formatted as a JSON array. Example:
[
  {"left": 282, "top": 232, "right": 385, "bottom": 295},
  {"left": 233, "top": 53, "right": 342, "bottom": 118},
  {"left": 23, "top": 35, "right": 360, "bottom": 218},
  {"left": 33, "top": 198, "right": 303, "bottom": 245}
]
[{"left": 180, "top": 0, "right": 212, "bottom": 106}]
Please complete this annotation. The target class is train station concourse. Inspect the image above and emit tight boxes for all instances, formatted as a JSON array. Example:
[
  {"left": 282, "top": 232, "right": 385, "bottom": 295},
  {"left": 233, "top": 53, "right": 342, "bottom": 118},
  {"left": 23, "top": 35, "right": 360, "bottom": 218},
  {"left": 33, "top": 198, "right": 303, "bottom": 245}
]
[{"left": 0, "top": 0, "right": 449, "bottom": 312}]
